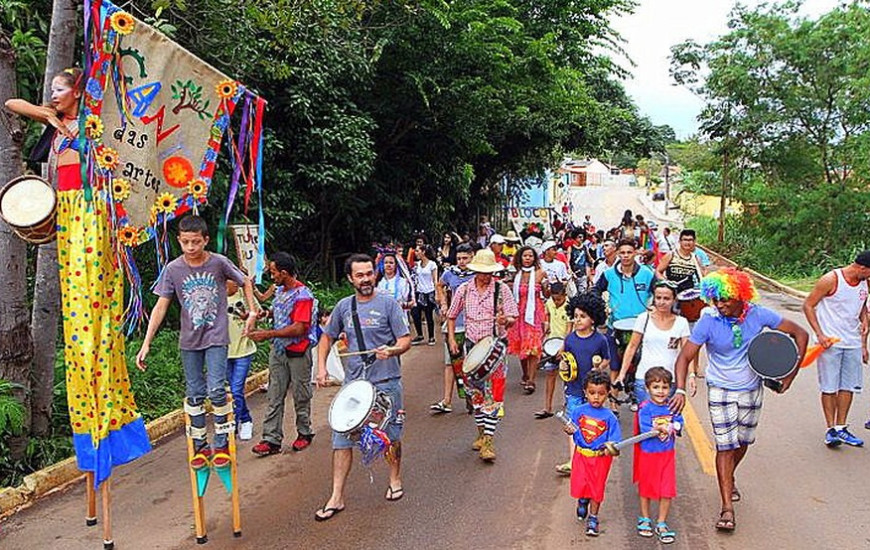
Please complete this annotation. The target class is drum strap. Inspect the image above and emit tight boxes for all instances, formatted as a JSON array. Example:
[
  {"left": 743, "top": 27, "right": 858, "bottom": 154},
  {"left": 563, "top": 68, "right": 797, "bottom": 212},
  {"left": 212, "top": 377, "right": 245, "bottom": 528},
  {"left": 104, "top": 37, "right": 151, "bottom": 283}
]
[
  {"left": 351, "top": 297, "right": 376, "bottom": 367},
  {"left": 492, "top": 281, "right": 500, "bottom": 338}
]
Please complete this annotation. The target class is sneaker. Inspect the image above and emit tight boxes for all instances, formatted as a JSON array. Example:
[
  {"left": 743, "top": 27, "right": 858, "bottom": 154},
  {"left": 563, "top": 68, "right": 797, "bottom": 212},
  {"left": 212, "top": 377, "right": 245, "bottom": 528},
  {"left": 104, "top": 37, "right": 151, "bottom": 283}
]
[
  {"left": 291, "top": 434, "right": 314, "bottom": 452},
  {"left": 837, "top": 427, "right": 864, "bottom": 447},
  {"left": 576, "top": 498, "right": 589, "bottom": 520},
  {"left": 252, "top": 440, "right": 282, "bottom": 456},
  {"left": 555, "top": 462, "right": 572, "bottom": 475},
  {"left": 238, "top": 421, "right": 254, "bottom": 441},
  {"left": 865, "top": 418, "right": 870, "bottom": 430},
  {"left": 629, "top": 403, "right": 638, "bottom": 412},
  {"left": 825, "top": 428, "right": 842, "bottom": 447},
  {"left": 585, "top": 514, "right": 600, "bottom": 536},
  {"left": 427, "top": 338, "right": 436, "bottom": 346},
  {"left": 429, "top": 400, "right": 453, "bottom": 414},
  {"left": 411, "top": 336, "right": 425, "bottom": 345}
]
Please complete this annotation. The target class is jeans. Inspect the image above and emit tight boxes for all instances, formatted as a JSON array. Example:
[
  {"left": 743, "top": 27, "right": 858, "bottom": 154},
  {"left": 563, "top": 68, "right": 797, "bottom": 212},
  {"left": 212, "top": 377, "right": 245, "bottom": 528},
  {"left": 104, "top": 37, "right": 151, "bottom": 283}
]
[
  {"left": 262, "top": 347, "right": 314, "bottom": 445},
  {"left": 181, "top": 345, "right": 229, "bottom": 449},
  {"left": 412, "top": 292, "right": 436, "bottom": 339},
  {"left": 226, "top": 354, "right": 254, "bottom": 424}
]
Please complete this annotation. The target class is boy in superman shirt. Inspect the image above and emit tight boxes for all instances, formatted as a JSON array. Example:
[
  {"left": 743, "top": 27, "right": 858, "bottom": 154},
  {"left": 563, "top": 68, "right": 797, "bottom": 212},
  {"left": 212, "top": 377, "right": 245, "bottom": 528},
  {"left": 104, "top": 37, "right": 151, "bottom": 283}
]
[
  {"left": 564, "top": 369, "right": 621, "bottom": 537},
  {"left": 633, "top": 367, "right": 683, "bottom": 544}
]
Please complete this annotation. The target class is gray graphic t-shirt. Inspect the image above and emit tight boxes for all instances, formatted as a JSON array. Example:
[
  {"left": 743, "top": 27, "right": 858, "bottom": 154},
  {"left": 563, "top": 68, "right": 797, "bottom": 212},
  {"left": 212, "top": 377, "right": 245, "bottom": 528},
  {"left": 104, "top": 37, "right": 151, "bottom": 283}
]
[{"left": 154, "top": 253, "right": 246, "bottom": 350}]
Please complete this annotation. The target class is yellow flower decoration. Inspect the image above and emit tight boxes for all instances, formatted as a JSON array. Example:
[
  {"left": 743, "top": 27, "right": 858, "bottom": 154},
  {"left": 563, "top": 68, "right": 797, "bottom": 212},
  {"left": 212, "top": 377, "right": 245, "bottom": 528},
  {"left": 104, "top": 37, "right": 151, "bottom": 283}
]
[
  {"left": 215, "top": 80, "right": 238, "bottom": 100},
  {"left": 156, "top": 192, "right": 178, "bottom": 214},
  {"left": 85, "top": 115, "right": 103, "bottom": 140},
  {"left": 110, "top": 12, "right": 135, "bottom": 35},
  {"left": 96, "top": 145, "right": 119, "bottom": 172},
  {"left": 118, "top": 225, "right": 140, "bottom": 247},
  {"left": 111, "top": 178, "right": 131, "bottom": 201},
  {"left": 188, "top": 179, "right": 208, "bottom": 199},
  {"left": 148, "top": 204, "right": 159, "bottom": 226}
]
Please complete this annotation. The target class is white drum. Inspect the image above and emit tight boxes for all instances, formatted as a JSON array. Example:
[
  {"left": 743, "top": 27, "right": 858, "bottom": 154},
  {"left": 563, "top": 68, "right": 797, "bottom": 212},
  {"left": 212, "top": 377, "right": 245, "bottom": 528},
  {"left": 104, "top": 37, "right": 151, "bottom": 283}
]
[
  {"left": 612, "top": 317, "right": 638, "bottom": 332},
  {"left": 328, "top": 379, "right": 392, "bottom": 437},
  {"left": 542, "top": 337, "right": 564, "bottom": 360},
  {"left": 462, "top": 336, "right": 507, "bottom": 382},
  {"left": 0, "top": 175, "right": 57, "bottom": 244}
]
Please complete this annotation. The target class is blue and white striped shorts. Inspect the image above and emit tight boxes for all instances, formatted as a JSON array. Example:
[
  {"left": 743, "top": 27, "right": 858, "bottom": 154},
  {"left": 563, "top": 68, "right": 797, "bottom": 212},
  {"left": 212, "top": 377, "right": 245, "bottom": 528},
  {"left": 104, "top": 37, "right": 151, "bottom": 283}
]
[{"left": 707, "top": 385, "right": 763, "bottom": 451}]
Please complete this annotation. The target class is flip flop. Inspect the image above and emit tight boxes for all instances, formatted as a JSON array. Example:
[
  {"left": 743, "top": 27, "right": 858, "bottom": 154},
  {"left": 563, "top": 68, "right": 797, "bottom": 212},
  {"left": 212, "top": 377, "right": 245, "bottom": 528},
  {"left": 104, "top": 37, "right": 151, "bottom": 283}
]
[
  {"left": 731, "top": 486, "right": 741, "bottom": 502},
  {"left": 534, "top": 410, "right": 554, "bottom": 419},
  {"left": 715, "top": 510, "right": 735, "bottom": 532},
  {"left": 385, "top": 486, "right": 404, "bottom": 501},
  {"left": 314, "top": 505, "right": 345, "bottom": 522}
]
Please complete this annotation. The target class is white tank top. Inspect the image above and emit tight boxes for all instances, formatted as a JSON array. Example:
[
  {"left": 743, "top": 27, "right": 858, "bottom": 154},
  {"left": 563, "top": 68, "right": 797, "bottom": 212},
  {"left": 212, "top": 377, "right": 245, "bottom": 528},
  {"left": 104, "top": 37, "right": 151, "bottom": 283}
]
[{"left": 816, "top": 269, "right": 867, "bottom": 348}]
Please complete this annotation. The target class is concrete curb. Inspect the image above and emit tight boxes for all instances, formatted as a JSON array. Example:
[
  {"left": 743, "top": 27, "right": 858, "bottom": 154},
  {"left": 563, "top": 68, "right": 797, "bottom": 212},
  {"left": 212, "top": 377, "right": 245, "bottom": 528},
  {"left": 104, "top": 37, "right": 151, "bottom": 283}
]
[
  {"left": 0, "top": 367, "right": 270, "bottom": 520},
  {"left": 698, "top": 245, "right": 809, "bottom": 301}
]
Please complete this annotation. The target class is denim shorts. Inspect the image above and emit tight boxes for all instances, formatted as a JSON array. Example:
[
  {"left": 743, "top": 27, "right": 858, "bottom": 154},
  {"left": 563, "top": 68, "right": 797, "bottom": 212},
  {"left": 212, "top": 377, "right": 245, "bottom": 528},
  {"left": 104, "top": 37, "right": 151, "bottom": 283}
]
[
  {"left": 332, "top": 378, "right": 404, "bottom": 450},
  {"left": 817, "top": 347, "right": 863, "bottom": 394}
]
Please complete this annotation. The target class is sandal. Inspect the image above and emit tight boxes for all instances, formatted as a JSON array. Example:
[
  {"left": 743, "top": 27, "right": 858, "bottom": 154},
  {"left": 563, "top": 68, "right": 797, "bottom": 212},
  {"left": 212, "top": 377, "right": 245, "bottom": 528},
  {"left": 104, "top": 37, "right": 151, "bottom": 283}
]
[
  {"left": 636, "top": 516, "right": 653, "bottom": 537},
  {"left": 655, "top": 522, "right": 676, "bottom": 544},
  {"left": 534, "top": 409, "right": 554, "bottom": 419},
  {"left": 731, "top": 486, "right": 741, "bottom": 502},
  {"left": 314, "top": 505, "right": 344, "bottom": 522},
  {"left": 715, "top": 509, "right": 735, "bottom": 532},
  {"left": 523, "top": 383, "right": 536, "bottom": 395},
  {"left": 385, "top": 486, "right": 404, "bottom": 501}
]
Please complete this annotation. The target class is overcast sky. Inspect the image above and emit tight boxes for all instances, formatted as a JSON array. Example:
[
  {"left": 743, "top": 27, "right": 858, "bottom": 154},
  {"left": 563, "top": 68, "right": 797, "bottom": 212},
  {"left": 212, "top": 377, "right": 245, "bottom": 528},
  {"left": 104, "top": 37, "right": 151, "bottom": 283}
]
[{"left": 609, "top": 0, "right": 842, "bottom": 139}]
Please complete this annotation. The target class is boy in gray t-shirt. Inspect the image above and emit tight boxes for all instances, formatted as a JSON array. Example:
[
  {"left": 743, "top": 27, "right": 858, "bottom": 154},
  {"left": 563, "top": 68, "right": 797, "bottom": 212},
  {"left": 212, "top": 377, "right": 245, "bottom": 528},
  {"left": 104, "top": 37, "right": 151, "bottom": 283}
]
[{"left": 137, "top": 216, "right": 257, "bottom": 468}]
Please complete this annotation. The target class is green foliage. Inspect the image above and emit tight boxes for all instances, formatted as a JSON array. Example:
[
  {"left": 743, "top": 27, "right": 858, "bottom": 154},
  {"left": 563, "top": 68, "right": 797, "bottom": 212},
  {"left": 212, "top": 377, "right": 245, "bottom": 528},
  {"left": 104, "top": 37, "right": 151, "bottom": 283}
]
[{"left": 0, "top": 380, "right": 26, "bottom": 435}]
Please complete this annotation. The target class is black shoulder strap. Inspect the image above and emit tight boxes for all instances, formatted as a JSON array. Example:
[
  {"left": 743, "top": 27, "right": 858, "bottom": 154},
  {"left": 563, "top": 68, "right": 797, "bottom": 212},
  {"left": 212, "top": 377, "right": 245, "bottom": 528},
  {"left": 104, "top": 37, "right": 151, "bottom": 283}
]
[{"left": 351, "top": 297, "right": 374, "bottom": 366}]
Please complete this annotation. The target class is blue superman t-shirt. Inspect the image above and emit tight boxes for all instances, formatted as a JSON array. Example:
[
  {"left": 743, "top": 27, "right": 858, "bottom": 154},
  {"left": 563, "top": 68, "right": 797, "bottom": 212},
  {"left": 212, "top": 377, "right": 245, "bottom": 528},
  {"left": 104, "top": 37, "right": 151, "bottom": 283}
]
[
  {"left": 637, "top": 401, "right": 683, "bottom": 453},
  {"left": 571, "top": 402, "right": 621, "bottom": 450}
]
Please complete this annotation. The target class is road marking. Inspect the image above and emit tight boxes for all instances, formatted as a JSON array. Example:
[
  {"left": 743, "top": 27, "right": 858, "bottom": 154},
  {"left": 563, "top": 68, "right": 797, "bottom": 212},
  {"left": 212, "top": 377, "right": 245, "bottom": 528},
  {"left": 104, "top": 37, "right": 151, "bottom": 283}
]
[{"left": 682, "top": 398, "right": 716, "bottom": 476}]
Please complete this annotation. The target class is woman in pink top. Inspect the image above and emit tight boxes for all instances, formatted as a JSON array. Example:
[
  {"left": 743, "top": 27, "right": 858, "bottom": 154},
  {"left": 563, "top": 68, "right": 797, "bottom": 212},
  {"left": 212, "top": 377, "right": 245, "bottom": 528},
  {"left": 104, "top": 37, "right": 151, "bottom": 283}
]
[{"left": 508, "top": 246, "right": 547, "bottom": 394}]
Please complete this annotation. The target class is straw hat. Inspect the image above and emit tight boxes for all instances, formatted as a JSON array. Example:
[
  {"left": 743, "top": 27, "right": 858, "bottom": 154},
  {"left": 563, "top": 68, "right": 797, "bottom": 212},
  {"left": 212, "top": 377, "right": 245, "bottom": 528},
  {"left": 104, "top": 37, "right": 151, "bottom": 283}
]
[
  {"left": 467, "top": 249, "right": 504, "bottom": 273},
  {"left": 504, "top": 230, "right": 522, "bottom": 243}
]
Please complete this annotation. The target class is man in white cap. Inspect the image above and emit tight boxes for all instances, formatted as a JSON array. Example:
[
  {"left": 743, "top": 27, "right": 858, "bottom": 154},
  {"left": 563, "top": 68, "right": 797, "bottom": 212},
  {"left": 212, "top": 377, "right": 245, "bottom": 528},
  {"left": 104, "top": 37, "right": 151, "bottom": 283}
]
[
  {"left": 447, "top": 249, "right": 519, "bottom": 462},
  {"left": 540, "top": 240, "right": 570, "bottom": 287},
  {"left": 489, "top": 234, "right": 510, "bottom": 269}
]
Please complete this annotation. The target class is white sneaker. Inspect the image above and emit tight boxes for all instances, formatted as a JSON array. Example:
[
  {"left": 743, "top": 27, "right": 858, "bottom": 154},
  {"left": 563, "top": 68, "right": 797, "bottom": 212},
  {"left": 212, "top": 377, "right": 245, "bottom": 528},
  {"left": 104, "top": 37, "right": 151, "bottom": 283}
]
[{"left": 239, "top": 421, "right": 254, "bottom": 440}]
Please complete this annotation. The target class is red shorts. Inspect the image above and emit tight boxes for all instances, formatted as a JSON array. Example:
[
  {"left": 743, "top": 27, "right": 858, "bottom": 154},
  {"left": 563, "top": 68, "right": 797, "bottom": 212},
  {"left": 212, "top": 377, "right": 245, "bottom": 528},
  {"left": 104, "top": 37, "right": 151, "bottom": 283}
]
[
  {"left": 633, "top": 448, "right": 676, "bottom": 499},
  {"left": 57, "top": 164, "right": 83, "bottom": 191},
  {"left": 570, "top": 453, "right": 613, "bottom": 503}
]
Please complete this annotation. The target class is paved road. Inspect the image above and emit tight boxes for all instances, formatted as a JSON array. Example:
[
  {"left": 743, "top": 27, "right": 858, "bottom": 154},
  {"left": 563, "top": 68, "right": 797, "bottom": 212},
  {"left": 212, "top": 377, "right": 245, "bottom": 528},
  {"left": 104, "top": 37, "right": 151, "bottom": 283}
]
[{"left": 2, "top": 185, "right": 869, "bottom": 549}]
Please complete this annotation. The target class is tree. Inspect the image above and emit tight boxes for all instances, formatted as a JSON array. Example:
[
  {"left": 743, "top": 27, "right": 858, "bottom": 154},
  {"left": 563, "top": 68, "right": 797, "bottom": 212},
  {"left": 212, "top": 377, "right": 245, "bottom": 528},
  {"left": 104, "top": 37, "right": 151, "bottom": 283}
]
[{"left": 0, "top": 14, "right": 37, "bottom": 456}]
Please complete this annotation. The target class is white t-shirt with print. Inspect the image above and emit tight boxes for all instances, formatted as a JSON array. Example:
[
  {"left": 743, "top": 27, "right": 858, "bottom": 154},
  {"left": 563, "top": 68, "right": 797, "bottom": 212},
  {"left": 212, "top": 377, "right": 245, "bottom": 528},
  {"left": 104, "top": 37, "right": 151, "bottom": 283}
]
[{"left": 633, "top": 312, "right": 691, "bottom": 382}]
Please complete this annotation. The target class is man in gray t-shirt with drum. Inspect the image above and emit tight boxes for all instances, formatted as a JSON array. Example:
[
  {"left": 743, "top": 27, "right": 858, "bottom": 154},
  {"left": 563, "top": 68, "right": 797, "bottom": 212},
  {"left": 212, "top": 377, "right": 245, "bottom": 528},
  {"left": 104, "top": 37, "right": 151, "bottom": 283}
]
[{"left": 314, "top": 254, "right": 411, "bottom": 521}]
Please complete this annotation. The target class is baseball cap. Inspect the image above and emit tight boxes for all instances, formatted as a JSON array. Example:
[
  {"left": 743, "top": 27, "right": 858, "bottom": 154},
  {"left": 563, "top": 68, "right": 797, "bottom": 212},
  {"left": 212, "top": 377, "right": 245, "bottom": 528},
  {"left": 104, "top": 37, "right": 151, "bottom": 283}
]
[
  {"left": 490, "top": 234, "right": 506, "bottom": 244},
  {"left": 855, "top": 250, "right": 870, "bottom": 267}
]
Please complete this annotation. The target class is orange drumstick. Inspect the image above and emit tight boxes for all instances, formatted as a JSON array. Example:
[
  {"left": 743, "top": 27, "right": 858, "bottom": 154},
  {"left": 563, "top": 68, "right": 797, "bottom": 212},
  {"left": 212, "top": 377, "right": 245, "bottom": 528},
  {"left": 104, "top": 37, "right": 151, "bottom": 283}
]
[{"left": 800, "top": 338, "right": 841, "bottom": 368}]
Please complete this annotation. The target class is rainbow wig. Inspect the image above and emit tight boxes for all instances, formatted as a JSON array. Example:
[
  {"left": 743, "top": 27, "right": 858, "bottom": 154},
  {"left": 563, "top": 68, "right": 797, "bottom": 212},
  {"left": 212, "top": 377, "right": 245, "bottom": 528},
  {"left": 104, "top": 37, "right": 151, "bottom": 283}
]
[{"left": 700, "top": 267, "right": 759, "bottom": 304}]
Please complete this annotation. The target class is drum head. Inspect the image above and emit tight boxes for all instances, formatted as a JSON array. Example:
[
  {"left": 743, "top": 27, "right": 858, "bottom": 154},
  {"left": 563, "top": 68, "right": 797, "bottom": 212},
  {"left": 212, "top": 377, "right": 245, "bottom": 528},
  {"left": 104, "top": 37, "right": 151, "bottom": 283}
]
[
  {"left": 677, "top": 289, "right": 701, "bottom": 301},
  {"left": 612, "top": 317, "right": 638, "bottom": 331},
  {"left": 328, "top": 379, "right": 376, "bottom": 433},
  {"left": 542, "top": 337, "right": 564, "bottom": 357},
  {"left": 462, "top": 336, "right": 493, "bottom": 374},
  {"left": 747, "top": 330, "right": 798, "bottom": 379},
  {"left": 0, "top": 177, "right": 55, "bottom": 227}
]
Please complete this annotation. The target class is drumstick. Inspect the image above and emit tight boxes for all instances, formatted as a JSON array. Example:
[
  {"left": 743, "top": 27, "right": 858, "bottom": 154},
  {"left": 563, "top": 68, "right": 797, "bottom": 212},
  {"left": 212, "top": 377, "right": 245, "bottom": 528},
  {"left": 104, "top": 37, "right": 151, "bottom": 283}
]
[{"left": 337, "top": 346, "right": 400, "bottom": 358}]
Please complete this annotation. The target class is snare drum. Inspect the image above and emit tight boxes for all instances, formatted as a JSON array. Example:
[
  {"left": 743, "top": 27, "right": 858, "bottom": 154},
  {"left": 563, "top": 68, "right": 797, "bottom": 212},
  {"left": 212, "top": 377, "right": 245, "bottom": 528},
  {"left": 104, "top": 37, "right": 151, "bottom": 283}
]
[
  {"left": 328, "top": 380, "right": 393, "bottom": 438},
  {"left": 677, "top": 288, "right": 705, "bottom": 322},
  {"left": 612, "top": 317, "right": 638, "bottom": 350},
  {"left": 542, "top": 337, "right": 564, "bottom": 360},
  {"left": 462, "top": 336, "right": 507, "bottom": 382},
  {"left": 0, "top": 175, "right": 57, "bottom": 244}
]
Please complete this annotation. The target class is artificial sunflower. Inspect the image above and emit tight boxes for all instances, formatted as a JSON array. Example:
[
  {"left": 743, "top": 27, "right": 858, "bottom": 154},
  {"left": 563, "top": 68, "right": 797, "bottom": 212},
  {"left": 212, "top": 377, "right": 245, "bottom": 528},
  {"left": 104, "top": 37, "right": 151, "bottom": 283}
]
[
  {"left": 148, "top": 204, "right": 159, "bottom": 226},
  {"left": 85, "top": 114, "right": 104, "bottom": 140},
  {"left": 188, "top": 179, "right": 207, "bottom": 199},
  {"left": 111, "top": 178, "right": 131, "bottom": 201},
  {"left": 215, "top": 80, "right": 238, "bottom": 100},
  {"left": 118, "top": 225, "right": 139, "bottom": 247},
  {"left": 155, "top": 192, "right": 178, "bottom": 214},
  {"left": 110, "top": 11, "right": 135, "bottom": 35},
  {"left": 96, "top": 145, "right": 119, "bottom": 171}
]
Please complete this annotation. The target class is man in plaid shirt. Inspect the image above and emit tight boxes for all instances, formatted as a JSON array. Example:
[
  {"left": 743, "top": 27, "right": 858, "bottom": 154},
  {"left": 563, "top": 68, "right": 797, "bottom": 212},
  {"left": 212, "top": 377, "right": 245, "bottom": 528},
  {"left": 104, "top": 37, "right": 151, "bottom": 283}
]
[{"left": 447, "top": 249, "right": 519, "bottom": 462}]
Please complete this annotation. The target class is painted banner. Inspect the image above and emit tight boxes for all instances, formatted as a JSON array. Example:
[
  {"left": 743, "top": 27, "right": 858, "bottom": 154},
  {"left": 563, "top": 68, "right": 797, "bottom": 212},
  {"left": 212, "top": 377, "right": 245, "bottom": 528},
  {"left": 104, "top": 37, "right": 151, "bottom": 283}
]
[
  {"left": 230, "top": 224, "right": 259, "bottom": 276},
  {"left": 503, "top": 205, "right": 555, "bottom": 239}
]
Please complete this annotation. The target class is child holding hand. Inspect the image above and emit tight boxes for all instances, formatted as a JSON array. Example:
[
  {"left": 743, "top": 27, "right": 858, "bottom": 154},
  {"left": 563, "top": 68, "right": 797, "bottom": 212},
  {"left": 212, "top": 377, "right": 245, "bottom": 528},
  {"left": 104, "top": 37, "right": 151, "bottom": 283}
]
[
  {"left": 565, "top": 370, "right": 621, "bottom": 537},
  {"left": 633, "top": 367, "right": 683, "bottom": 544}
]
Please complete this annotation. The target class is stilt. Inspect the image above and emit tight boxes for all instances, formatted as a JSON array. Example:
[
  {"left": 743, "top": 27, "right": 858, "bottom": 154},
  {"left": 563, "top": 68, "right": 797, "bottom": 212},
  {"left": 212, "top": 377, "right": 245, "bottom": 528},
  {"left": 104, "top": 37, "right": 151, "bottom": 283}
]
[
  {"left": 85, "top": 472, "right": 97, "bottom": 527},
  {"left": 184, "top": 410, "right": 208, "bottom": 544},
  {"left": 213, "top": 394, "right": 241, "bottom": 538},
  {"left": 101, "top": 479, "right": 114, "bottom": 550}
]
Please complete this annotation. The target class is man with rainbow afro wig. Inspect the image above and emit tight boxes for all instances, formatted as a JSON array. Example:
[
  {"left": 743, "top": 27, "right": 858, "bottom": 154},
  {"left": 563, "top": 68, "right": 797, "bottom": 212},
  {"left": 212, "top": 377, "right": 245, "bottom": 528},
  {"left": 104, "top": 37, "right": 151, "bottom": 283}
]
[{"left": 669, "top": 268, "right": 808, "bottom": 533}]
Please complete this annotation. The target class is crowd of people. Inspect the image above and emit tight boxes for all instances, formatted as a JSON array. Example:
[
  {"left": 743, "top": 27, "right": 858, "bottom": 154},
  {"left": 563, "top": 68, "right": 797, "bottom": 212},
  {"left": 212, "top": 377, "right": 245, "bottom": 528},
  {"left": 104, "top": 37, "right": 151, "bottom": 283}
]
[{"left": 124, "top": 208, "right": 870, "bottom": 542}]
